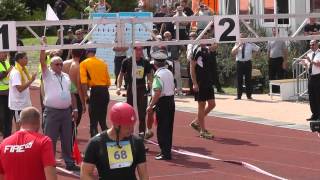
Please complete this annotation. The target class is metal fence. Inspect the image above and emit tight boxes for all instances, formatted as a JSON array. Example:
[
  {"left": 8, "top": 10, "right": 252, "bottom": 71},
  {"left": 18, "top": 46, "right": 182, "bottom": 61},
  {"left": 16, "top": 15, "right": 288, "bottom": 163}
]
[{"left": 292, "top": 51, "right": 310, "bottom": 101}]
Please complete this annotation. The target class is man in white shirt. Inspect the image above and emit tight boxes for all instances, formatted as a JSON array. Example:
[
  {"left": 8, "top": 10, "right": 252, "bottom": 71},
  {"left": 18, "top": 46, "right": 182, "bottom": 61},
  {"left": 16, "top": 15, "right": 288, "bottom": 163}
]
[
  {"left": 9, "top": 52, "right": 36, "bottom": 131},
  {"left": 302, "top": 40, "right": 320, "bottom": 121},
  {"left": 231, "top": 33, "right": 260, "bottom": 100},
  {"left": 40, "top": 37, "right": 79, "bottom": 171}
]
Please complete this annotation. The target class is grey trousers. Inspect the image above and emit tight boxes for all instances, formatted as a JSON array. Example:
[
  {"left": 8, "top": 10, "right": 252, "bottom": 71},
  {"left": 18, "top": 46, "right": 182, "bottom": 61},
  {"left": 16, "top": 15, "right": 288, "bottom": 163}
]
[{"left": 43, "top": 106, "right": 74, "bottom": 166}]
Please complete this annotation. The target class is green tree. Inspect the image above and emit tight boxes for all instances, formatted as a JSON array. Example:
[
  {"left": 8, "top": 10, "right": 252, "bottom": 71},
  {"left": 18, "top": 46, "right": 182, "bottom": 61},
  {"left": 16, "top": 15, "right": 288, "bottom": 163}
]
[
  {"left": 0, "top": 0, "right": 30, "bottom": 21},
  {"left": 107, "top": 0, "right": 138, "bottom": 12}
]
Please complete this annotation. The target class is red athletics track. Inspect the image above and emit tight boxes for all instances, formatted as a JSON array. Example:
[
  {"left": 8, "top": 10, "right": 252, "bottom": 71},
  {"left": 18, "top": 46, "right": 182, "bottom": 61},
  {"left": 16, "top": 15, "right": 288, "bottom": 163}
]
[{"left": 26, "top": 89, "right": 320, "bottom": 180}]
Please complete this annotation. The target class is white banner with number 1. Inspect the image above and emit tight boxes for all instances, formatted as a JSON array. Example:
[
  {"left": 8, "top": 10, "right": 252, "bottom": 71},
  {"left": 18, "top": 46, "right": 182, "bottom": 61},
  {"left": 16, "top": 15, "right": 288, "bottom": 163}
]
[
  {"left": 0, "top": 21, "right": 17, "bottom": 52},
  {"left": 214, "top": 15, "right": 239, "bottom": 43}
]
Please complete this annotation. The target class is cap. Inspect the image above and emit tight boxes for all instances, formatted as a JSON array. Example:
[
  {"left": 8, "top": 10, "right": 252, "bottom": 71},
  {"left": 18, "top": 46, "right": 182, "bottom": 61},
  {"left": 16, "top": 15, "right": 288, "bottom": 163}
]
[
  {"left": 86, "top": 41, "right": 96, "bottom": 54},
  {"left": 151, "top": 49, "right": 168, "bottom": 61},
  {"left": 110, "top": 102, "right": 137, "bottom": 126}
]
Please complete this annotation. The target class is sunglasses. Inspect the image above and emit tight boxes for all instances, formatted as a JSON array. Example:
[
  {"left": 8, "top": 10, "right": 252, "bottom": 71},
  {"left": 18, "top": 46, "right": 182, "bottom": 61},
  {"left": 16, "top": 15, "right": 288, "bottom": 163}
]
[{"left": 54, "top": 63, "right": 63, "bottom": 66}]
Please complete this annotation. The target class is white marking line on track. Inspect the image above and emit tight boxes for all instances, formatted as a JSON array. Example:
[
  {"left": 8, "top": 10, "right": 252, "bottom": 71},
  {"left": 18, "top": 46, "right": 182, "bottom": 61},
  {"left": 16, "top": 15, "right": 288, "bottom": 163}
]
[
  {"left": 56, "top": 167, "right": 80, "bottom": 178},
  {"left": 146, "top": 140, "right": 288, "bottom": 180},
  {"left": 150, "top": 168, "right": 262, "bottom": 180}
]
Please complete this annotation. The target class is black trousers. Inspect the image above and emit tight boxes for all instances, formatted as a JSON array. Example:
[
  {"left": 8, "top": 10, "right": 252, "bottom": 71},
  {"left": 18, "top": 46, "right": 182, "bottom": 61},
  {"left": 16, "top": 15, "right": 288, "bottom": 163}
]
[
  {"left": 236, "top": 61, "right": 252, "bottom": 98},
  {"left": 155, "top": 96, "right": 175, "bottom": 158},
  {"left": 127, "top": 85, "right": 147, "bottom": 133},
  {"left": 269, "top": 57, "right": 284, "bottom": 80},
  {"left": 178, "top": 29, "right": 188, "bottom": 40},
  {"left": 308, "top": 74, "right": 320, "bottom": 119},
  {"left": 0, "top": 95, "right": 12, "bottom": 138},
  {"left": 114, "top": 56, "right": 126, "bottom": 86},
  {"left": 89, "top": 86, "right": 109, "bottom": 137}
]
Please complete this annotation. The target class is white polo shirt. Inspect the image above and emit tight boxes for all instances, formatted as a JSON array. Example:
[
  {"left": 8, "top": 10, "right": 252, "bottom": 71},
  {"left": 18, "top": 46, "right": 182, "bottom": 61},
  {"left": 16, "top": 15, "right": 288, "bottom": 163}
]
[
  {"left": 8, "top": 68, "right": 32, "bottom": 111},
  {"left": 307, "top": 49, "right": 320, "bottom": 75},
  {"left": 152, "top": 67, "right": 175, "bottom": 97},
  {"left": 42, "top": 69, "right": 72, "bottom": 109},
  {"left": 235, "top": 42, "right": 260, "bottom": 61}
]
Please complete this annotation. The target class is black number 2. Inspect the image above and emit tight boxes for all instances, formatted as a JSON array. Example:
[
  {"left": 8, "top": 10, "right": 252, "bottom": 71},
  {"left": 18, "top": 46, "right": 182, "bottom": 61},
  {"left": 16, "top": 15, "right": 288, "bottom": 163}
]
[
  {"left": 0, "top": 24, "right": 9, "bottom": 49},
  {"left": 219, "top": 18, "right": 236, "bottom": 41}
]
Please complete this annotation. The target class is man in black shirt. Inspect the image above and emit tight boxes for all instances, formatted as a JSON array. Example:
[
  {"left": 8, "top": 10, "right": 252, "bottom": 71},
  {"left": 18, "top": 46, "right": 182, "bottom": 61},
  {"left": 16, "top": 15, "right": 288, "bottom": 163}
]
[
  {"left": 180, "top": 0, "right": 194, "bottom": 16},
  {"left": 190, "top": 32, "right": 216, "bottom": 139},
  {"left": 54, "top": 0, "right": 68, "bottom": 20},
  {"left": 116, "top": 47, "right": 153, "bottom": 135},
  {"left": 81, "top": 102, "right": 149, "bottom": 180},
  {"left": 154, "top": 4, "right": 168, "bottom": 32}
]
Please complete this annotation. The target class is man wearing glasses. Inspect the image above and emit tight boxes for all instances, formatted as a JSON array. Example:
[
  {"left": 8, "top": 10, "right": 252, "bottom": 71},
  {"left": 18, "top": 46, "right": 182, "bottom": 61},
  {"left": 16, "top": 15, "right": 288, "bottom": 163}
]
[{"left": 40, "top": 37, "right": 80, "bottom": 171}]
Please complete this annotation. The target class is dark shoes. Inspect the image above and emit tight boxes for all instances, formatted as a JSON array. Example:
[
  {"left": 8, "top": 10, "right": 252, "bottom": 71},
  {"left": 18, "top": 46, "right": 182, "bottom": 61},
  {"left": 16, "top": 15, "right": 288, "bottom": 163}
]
[
  {"left": 66, "top": 164, "right": 80, "bottom": 171},
  {"left": 155, "top": 153, "right": 171, "bottom": 160},
  {"left": 247, "top": 96, "right": 253, "bottom": 100},
  {"left": 234, "top": 97, "right": 241, "bottom": 100}
]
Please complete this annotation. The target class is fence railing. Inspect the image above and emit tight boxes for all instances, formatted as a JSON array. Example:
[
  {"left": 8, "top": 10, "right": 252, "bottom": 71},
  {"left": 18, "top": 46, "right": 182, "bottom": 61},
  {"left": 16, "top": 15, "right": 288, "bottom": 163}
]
[{"left": 292, "top": 50, "right": 310, "bottom": 101}]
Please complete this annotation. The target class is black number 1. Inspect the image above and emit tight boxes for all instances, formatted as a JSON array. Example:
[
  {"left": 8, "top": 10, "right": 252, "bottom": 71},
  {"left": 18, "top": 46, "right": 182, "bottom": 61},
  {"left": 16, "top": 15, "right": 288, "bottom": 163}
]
[
  {"left": 0, "top": 24, "right": 9, "bottom": 49},
  {"left": 219, "top": 18, "right": 236, "bottom": 41}
]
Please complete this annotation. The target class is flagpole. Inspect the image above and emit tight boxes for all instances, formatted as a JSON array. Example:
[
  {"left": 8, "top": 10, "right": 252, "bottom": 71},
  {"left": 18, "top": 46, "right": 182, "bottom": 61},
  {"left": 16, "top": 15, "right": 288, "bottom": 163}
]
[{"left": 43, "top": 26, "right": 47, "bottom": 36}]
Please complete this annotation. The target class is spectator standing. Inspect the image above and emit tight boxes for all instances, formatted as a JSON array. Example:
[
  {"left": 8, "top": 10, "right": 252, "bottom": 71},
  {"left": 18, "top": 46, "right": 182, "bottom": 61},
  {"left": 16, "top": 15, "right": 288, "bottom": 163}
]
[
  {"left": 267, "top": 27, "right": 288, "bottom": 81},
  {"left": 54, "top": 0, "right": 68, "bottom": 20},
  {"left": 147, "top": 50, "right": 175, "bottom": 160},
  {"left": 304, "top": 17, "right": 320, "bottom": 36},
  {"left": 231, "top": 33, "right": 260, "bottom": 100},
  {"left": 81, "top": 102, "right": 149, "bottom": 180},
  {"left": 56, "top": 29, "right": 73, "bottom": 61},
  {"left": 189, "top": 32, "right": 217, "bottom": 139},
  {"left": 194, "top": 4, "right": 213, "bottom": 34},
  {"left": 0, "top": 107, "right": 57, "bottom": 180},
  {"left": 84, "top": 0, "right": 96, "bottom": 19},
  {"left": 154, "top": 4, "right": 168, "bottom": 32},
  {"left": 8, "top": 52, "right": 36, "bottom": 131},
  {"left": 303, "top": 40, "right": 320, "bottom": 121},
  {"left": 304, "top": 17, "right": 320, "bottom": 50},
  {"left": 180, "top": 0, "right": 194, "bottom": 16},
  {"left": 173, "top": 6, "right": 189, "bottom": 40},
  {"left": 80, "top": 46, "right": 111, "bottom": 137},
  {"left": 160, "top": 8, "right": 175, "bottom": 38},
  {"left": 40, "top": 38, "right": 80, "bottom": 171},
  {"left": 113, "top": 46, "right": 128, "bottom": 87},
  {"left": 116, "top": 47, "right": 153, "bottom": 135},
  {"left": 94, "top": 0, "right": 112, "bottom": 13},
  {"left": 163, "top": 31, "right": 184, "bottom": 95},
  {"left": 71, "top": 29, "right": 87, "bottom": 61},
  {"left": 0, "top": 52, "right": 13, "bottom": 138}
]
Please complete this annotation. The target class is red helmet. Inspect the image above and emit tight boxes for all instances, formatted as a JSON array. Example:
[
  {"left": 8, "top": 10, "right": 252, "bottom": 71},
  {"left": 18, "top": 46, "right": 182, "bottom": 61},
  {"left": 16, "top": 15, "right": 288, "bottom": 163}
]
[{"left": 110, "top": 102, "right": 137, "bottom": 126}]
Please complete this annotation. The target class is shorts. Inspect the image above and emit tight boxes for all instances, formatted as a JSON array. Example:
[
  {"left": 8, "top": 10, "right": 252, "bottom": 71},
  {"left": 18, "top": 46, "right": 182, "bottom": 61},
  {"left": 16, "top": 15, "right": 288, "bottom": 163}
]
[
  {"left": 194, "top": 86, "right": 215, "bottom": 101},
  {"left": 12, "top": 110, "right": 21, "bottom": 122}
]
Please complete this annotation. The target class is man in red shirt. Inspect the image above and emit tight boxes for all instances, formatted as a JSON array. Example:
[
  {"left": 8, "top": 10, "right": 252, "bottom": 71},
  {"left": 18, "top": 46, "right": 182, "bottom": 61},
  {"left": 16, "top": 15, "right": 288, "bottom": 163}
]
[{"left": 0, "top": 107, "right": 57, "bottom": 180}]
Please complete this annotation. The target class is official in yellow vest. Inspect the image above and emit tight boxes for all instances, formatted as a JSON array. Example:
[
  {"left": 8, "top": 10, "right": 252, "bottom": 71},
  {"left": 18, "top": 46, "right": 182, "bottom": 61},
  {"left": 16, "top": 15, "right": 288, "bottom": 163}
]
[{"left": 0, "top": 51, "right": 14, "bottom": 138}]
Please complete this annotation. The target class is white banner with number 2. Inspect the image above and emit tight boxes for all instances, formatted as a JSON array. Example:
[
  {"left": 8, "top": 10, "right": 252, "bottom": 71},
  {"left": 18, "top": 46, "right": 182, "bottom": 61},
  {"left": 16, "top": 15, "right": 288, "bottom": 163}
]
[
  {"left": 214, "top": 15, "right": 239, "bottom": 42},
  {"left": 0, "top": 22, "right": 17, "bottom": 52}
]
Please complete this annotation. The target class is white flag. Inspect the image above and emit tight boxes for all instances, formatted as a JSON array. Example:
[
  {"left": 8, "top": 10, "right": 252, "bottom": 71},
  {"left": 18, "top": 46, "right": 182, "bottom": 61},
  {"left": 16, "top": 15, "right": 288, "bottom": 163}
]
[{"left": 46, "top": 4, "right": 59, "bottom": 21}]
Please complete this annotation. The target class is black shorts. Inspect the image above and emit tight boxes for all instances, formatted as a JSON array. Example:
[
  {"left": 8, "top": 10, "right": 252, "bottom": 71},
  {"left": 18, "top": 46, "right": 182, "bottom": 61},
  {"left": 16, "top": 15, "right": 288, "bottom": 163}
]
[{"left": 194, "top": 86, "right": 215, "bottom": 101}]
